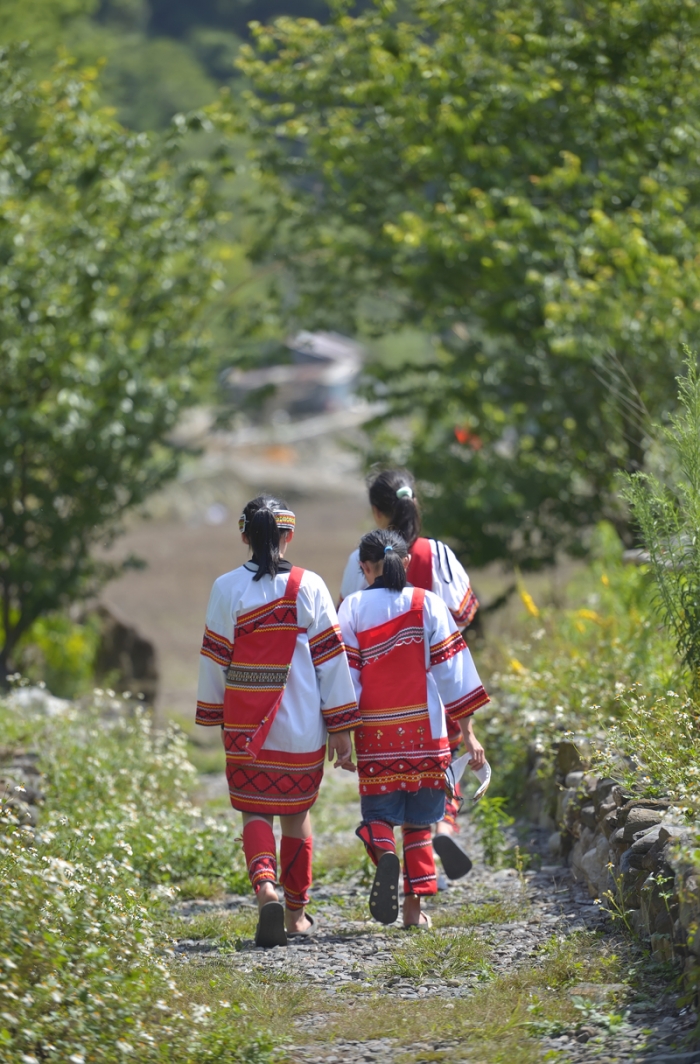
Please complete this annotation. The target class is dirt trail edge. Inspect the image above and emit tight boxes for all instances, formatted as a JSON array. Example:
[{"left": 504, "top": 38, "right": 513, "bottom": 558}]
[{"left": 170, "top": 774, "right": 698, "bottom": 1064}]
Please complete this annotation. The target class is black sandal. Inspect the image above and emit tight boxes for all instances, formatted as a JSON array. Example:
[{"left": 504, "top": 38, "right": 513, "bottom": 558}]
[
  {"left": 254, "top": 901, "right": 287, "bottom": 948},
  {"left": 369, "top": 851, "right": 401, "bottom": 924},
  {"left": 432, "top": 834, "right": 473, "bottom": 880}
]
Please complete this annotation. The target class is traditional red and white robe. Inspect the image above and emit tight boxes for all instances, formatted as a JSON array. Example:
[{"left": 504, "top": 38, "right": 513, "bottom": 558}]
[
  {"left": 337, "top": 584, "right": 489, "bottom": 796},
  {"left": 196, "top": 561, "right": 360, "bottom": 815},
  {"left": 339, "top": 537, "right": 478, "bottom": 628}
]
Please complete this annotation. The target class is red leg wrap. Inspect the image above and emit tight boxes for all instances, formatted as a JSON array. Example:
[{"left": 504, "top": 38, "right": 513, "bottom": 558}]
[
  {"left": 242, "top": 819, "right": 277, "bottom": 893},
  {"left": 403, "top": 827, "right": 438, "bottom": 896},
  {"left": 279, "top": 835, "right": 313, "bottom": 911},
  {"left": 355, "top": 820, "right": 397, "bottom": 866}
]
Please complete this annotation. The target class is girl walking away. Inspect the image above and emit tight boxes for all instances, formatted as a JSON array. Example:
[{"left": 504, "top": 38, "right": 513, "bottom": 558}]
[
  {"left": 339, "top": 469, "right": 478, "bottom": 629},
  {"left": 196, "top": 494, "right": 360, "bottom": 948},
  {"left": 339, "top": 468, "right": 479, "bottom": 880},
  {"left": 338, "top": 530, "right": 489, "bottom": 928}
]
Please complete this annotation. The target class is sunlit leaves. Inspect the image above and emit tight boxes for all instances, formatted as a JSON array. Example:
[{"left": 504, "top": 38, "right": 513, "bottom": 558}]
[
  {"left": 240, "top": 0, "right": 700, "bottom": 567},
  {"left": 0, "top": 49, "right": 231, "bottom": 667}
]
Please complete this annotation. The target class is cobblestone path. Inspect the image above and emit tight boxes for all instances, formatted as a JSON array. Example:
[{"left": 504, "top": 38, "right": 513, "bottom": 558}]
[{"left": 173, "top": 776, "right": 699, "bottom": 1064}]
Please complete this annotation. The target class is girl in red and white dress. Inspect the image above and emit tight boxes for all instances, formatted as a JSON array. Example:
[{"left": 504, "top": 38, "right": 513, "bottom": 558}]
[
  {"left": 196, "top": 494, "right": 360, "bottom": 948},
  {"left": 338, "top": 529, "right": 489, "bottom": 928},
  {"left": 339, "top": 468, "right": 479, "bottom": 875}
]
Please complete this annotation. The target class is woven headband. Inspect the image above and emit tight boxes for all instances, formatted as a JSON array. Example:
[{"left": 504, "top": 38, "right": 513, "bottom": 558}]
[{"left": 238, "top": 508, "right": 296, "bottom": 534}]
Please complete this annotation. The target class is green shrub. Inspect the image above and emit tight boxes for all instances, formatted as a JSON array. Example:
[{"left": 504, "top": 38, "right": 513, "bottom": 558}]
[
  {"left": 26, "top": 701, "right": 249, "bottom": 891},
  {"left": 12, "top": 613, "right": 100, "bottom": 699},
  {"left": 0, "top": 696, "right": 277, "bottom": 1063},
  {"left": 479, "top": 521, "right": 679, "bottom": 805},
  {"left": 622, "top": 353, "right": 700, "bottom": 696}
]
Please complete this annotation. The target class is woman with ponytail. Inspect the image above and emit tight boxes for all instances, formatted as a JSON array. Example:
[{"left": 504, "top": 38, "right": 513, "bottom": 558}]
[
  {"left": 338, "top": 530, "right": 489, "bottom": 928},
  {"left": 196, "top": 494, "right": 360, "bottom": 948}
]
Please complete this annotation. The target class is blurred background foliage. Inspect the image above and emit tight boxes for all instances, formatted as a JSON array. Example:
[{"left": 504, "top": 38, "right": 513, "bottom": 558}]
[
  {"left": 0, "top": 0, "right": 338, "bottom": 129},
  {"left": 240, "top": 0, "right": 700, "bottom": 569}
]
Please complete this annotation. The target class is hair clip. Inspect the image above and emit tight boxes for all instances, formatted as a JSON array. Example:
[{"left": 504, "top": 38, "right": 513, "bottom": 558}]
[{"left": 396, "top": 486, "right": 413, "bottom": 499}]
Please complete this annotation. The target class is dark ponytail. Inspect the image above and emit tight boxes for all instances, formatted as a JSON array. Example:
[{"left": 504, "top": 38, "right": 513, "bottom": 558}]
[
  {"left": 368, "top": 468, "right": 421, "bottom": 547},
  {"left": 241, "top": 493, "right": 290, "bottom": 581},
  {"left": 359, "top": 529, "right": 408, "bottom": 592}
]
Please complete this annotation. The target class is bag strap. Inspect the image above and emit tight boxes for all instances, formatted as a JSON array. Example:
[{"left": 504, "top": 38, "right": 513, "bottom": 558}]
[
  {"left": 284, "top": 565, "right": 304, "bottom": 602},
  {"left": 410, "top": 586, "right": 426, "bottom": 612}
]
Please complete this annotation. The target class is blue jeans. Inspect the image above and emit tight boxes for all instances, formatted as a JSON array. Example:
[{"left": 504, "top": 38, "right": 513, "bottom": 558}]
[{"left": 361, "top": 787, "right": 446, "bottom": 828}]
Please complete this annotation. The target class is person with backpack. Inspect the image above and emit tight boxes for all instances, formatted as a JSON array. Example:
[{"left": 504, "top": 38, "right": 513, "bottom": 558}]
[{"left": 196, "top": 494, "right": 360, "bottom": 948}]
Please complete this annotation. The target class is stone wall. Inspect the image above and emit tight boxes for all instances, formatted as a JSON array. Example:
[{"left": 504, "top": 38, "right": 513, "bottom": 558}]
[{"left": 526, "top": 739, "right": 700, "bottom": 977}]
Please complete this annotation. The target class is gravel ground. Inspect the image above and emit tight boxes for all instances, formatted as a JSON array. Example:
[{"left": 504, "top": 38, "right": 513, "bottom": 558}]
[{"left": 170, "top": 776, "right": 699, "bottom": 1064}]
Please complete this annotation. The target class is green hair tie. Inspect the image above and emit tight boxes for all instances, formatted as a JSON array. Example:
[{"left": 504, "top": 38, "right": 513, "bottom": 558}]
[{"left": 396, "top": 486, "right": 413, "bottom": 499}]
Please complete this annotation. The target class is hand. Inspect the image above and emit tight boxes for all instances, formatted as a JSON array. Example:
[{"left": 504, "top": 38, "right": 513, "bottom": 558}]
[
  {"left": 460, "top": 720, "right": 485, "bottom": 770},
  {"left": 328, "top": 732, "right": 356, "bottom": 772}
]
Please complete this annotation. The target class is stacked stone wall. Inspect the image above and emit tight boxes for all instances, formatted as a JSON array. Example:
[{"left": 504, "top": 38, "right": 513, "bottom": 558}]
[{"left": 525, "top": 738, "right": 700, "bottom": 975}]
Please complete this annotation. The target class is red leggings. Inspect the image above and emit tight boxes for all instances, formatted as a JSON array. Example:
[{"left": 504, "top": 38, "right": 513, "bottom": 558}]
[
  {"left": 242, "top": 820, "right": 312, "bottom": 910},
  {"left": 356, "top": 820, "right": 438, "bottom": 896}
]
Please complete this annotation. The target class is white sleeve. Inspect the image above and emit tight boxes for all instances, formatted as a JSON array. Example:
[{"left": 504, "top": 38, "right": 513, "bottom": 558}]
[
  {"left": 432, "top": 541, "right": 478, "bottom": 628},
  {"left": 339, "top": 548, "right": 366, "bottom": 604},
  {"left": 301, "top": 576, "right": 362, "bottom": 733},
  {"left": 337, "top": 595, "right": 362, "bottom": 706},
  {"left": 195, "top": 581, "right": 233, "bottom": 727},
  {"left": 424, "top": 593, "right": 489, "bottom": 721}
]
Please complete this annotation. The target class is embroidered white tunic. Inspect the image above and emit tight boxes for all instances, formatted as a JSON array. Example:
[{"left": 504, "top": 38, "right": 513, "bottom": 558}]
[
  {"left": 339, "top": 539, "right": 477, "bottom": 627},
  {"left": 197, "top": 562, "right": 360, "bottom": 814},
  {"left": 338, "top": 585, "right": 488, "bottom": 748}
]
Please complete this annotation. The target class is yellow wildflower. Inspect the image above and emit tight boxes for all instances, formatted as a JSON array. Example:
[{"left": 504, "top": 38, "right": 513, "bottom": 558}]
[
  {"left": 510, "top": 657, "right": 526, "bottom": 673},
  {"left": 519, "top": 589, "right": 540, "bottom": 618}
]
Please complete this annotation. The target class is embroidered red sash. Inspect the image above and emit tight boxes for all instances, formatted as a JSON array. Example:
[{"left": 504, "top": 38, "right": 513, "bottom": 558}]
[
  {"left": 407, "top": 537, "right": 433, "bottom": 591},
  {"left": 223, "top": 566, "right": 304, "bottom": 764},
  {"left": 355, "top": 587, "right": 450, "bottom": 793}
]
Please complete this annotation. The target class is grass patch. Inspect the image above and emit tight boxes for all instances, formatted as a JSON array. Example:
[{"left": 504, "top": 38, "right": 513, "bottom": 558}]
[
  {"left": 383, "top": 928, "right": 491, "bottom": 981},
  {"left": 176, "top": 959, "right": 317, "bottom": 1029},
  {"left": 431, "top": 895, "right": 526, "bottom": 929},
  {"left": 314, "top": 839, "right": 365, "bottom": 882},
  {"left": 313, "top": 932, "right": 636, "bottom": 1063},
  {"left": 167, "top": 908, "right": 258, "bottom": 946},
  {"left": 325, "top": 893, "right": 374, "bottom": 925}
]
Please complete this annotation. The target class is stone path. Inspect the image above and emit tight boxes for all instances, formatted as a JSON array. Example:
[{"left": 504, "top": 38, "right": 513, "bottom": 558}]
[{"left": 170, "top": 778, "right": 699, "bottom": 1064}]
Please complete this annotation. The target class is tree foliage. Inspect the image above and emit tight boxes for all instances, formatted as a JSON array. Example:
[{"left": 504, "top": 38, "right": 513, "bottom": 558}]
[
  {"left": 239, "top": 0, "right": 700, "bottom": 567},
  {"left": 0, "top": 48, "right": 232, "bottom": 673}
]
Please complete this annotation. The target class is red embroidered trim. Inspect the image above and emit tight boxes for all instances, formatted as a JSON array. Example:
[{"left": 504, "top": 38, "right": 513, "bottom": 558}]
[
  {"left": 429, "top": 630, "right": 467, "bottom": 667},
  {"left": 200, "top": 626, "right": 232, "bottom": 667},
  {"left": 195, "top": 701, "right": 224, "bottom": 726},
  {"left": 357, "top": 751, "right": 451, "bottom": 794},
  {"left": 226, "top": 747, "right": 325, "bottom": 815},
  {"left": 322, "top": 701, "right": 362, "bottom": 733},
  {"left": 309, "top": 624, "right": 345, "bottom": 666},
  {"left": 445, "top": 685, "right": 490, "bottom": 720},
  {"left": 346, "top": 646, "right": 362, "bottom": 670},
  {"left": 234, "top": 597, "right": 300, "bottom": 639},
  {"left": 452, "top": 587, "right": 479, "bottom": 628}
]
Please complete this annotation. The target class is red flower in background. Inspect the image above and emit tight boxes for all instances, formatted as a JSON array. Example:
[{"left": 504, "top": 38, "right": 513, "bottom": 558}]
[{"left": 454, "top": 425, "right": 483, "bottom": 450}]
